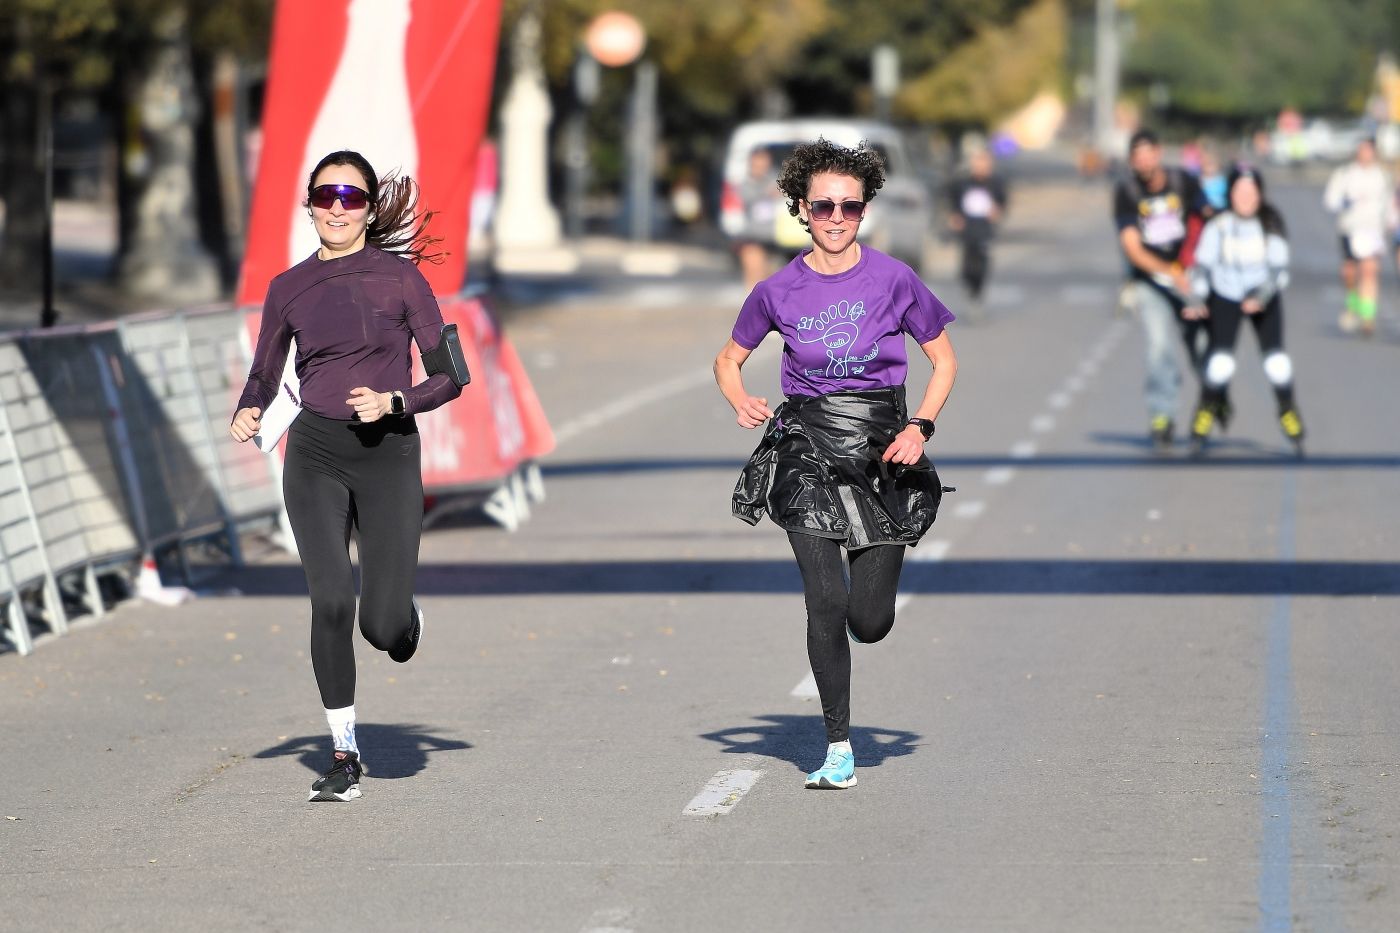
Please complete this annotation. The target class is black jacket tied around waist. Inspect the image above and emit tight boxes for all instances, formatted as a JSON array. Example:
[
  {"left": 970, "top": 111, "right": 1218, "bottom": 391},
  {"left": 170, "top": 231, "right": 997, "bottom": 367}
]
[{"left": 732, "top": 386, "right": 948, "bottom": 549}]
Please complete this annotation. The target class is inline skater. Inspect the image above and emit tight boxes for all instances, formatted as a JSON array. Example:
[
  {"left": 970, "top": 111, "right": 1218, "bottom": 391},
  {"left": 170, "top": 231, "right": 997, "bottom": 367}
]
[
  {"left": 1188, "top": 164, "right": 1304, "bottom": 456},
  {"left": 1112, "top": 129, "right": 1214, "bottom": 451}
]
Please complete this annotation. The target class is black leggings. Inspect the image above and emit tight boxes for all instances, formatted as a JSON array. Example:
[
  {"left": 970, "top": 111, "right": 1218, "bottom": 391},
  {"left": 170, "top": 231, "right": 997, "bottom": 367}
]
[
  {"left": 959, "top": 232, "right": 991, "bottom": 299},
  {"left": 788, "top": 532, "right": 906, "bottom": 743},
  {"left": 283, "top": 409, "right": 424, "bottom": 709},
  {"left": 1202, "top": 293, "right": 1293, "bottom": 410}
]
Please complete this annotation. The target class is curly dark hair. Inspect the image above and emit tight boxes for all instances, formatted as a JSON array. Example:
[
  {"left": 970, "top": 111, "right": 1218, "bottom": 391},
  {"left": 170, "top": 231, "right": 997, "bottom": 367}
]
[
  {"left": 776, "top": 138, "right": 886, "bottom": 228},
  {"left": 305, "top": 150, "right": 446, "bottom": 265}
]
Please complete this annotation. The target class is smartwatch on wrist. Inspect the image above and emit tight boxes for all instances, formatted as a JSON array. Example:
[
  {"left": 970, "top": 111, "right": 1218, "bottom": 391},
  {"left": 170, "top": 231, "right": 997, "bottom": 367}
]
[
  {"left": 390, "top": 391, "right": 406, "bottom": 416},
  {"left": 907, "top": 417, "right": 935, "bottom": 440}
]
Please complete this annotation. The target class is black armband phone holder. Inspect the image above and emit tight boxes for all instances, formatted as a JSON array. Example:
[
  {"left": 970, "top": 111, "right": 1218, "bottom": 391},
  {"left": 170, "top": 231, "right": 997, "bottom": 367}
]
[{"left": 421, "top": 323, "right": 471, "bottom": 388}]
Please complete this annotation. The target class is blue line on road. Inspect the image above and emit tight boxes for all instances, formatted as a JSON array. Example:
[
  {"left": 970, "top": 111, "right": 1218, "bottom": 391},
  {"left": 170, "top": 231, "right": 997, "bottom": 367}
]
[{"left": 1258, "top": 471, "right": 1317, "bottom": 933}]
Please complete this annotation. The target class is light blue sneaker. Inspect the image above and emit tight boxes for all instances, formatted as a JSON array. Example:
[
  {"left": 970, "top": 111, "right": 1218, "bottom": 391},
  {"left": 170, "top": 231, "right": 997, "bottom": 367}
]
[{"left": 804, "top": 743, "right": 857, "bottom": 789}]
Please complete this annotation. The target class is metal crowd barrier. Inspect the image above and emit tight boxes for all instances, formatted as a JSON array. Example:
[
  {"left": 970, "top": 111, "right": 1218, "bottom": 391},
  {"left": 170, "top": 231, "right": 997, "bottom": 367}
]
[{"left": 0, "top": 309, "right": 286, "bottom": 656}]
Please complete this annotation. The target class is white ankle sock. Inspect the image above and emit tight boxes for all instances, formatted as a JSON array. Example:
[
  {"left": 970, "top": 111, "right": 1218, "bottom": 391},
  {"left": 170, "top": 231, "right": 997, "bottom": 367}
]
[
  {"left": 325, "top": 705, "right": 359, "bottom": 755},
  {"left": 830, "top": 740, "right": 852, "bottom": 755}
]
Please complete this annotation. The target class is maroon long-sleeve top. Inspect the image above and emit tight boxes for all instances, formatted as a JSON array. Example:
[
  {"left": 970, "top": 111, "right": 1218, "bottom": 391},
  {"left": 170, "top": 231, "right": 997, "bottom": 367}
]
[{"left": 236, "top": 247, "right": 462, "bottom": 419}]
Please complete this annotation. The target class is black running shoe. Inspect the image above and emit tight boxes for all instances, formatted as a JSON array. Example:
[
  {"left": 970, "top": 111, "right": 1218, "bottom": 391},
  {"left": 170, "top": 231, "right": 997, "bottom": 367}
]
[
  {"left": 388, "top": 598, "right": 424, "bottom": 663},
  {"left": 309, "top": 751, "right": 362, "bottom": 802}
]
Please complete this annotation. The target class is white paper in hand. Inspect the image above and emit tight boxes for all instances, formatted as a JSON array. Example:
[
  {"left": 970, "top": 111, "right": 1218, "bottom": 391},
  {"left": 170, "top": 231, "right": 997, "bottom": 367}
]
[{"left": 252, "top": 339, "right": 303, "bottom": 453}]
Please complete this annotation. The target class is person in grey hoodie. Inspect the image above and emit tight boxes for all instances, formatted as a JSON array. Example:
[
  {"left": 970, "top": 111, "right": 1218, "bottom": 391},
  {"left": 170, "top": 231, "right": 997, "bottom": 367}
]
[{"left": 1189, "top": 163, "right": 1305, "bottom": 456}]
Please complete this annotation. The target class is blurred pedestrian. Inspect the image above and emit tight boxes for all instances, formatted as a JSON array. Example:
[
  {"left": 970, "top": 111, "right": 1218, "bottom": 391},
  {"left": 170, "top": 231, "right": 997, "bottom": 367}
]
[
  {"left": 735, "top": 148, "right": 781, "bottom": 289},
  {"left": 1198, "top": 147, "right": 1228, "bottom": 213},
  {"left": 715, "top": 138, "right": 957, "bottom": 790},
  {"left": 1113, "top": 128, "right": 1213, "bottom": 452},
  {"left": 1188, "top": 164, "right": 1305, "bottom": 456},
  {"left": 229, "top": 150, "right": 465, "bottom": 802},
  {"left": 1324, "top": 137, "right": 1396, "bottom": 337},
  {"left": 945, "top": 148, "right": 1008, "bottom": 312}
]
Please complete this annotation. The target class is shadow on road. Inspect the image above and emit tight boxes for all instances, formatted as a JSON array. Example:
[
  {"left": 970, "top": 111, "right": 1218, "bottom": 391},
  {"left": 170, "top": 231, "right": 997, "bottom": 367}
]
[
  {"left": 219, "top": 557, "right": 1399, "bottom": 598},
  {"left": 700, "top": 715, "right": 921, "bottom": 773},
  {"left": 253, "top": 724, "right": 471, "bottom": 778}
]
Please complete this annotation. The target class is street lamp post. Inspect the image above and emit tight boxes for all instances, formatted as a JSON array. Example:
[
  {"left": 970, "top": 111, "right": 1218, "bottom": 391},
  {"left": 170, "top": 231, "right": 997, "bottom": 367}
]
[
  {"left": 564, "top": 52, "right": 599, "bottom": 240},
  {"left": 584, "top": 12, "right": 651, "bottom": 242},
  {"left": 1093, "top": 0, "right": 1120, "bottom": 157}
]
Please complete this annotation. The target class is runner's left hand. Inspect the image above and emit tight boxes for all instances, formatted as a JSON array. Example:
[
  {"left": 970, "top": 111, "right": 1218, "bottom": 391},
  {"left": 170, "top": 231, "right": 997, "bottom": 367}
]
[
  {"left": 881, "top": 425, "right": 926, "bottom": 465},
  {"left": 346, "top": 387, "right": 391, "bottom": 422}
]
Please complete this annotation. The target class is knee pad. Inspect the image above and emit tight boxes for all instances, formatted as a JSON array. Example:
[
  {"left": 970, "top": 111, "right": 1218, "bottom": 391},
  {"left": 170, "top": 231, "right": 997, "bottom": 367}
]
[
  {"left": 1263, "top": 352, "right": 1293, "bottom": 386},
  {"left": 1204, "top": 352, "right": 1236, "bottom": 387}
]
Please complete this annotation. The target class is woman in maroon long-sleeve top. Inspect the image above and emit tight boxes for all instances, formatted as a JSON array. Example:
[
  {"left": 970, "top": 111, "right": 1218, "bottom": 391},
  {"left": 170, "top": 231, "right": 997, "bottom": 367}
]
[{"left": 230, "top": 150, "right": 462, "bottom": 802}]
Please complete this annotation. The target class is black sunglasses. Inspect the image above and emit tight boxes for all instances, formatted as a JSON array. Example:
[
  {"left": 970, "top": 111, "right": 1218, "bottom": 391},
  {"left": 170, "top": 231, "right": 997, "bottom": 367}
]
[
  {"left": 806, "top": 198, "right": 866, "bottom": 221},
  {"left": 309, "top": 184, "right": 371, "bottom": 210}
]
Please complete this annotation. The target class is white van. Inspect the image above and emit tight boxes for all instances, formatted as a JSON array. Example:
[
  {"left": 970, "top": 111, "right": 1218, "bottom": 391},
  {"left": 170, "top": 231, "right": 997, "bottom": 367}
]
[{"left": 719, "top": 118, "right": 933, "bottom": 269}]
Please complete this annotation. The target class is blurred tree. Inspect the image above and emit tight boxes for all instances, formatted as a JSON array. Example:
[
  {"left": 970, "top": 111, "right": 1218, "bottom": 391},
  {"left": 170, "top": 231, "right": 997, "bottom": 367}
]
[
  {"left": 499, "top": 0, "right": 830, "bottom": 197},
  {"left": 0, "top": 0, "right": 271, "bottom": 304},
  {"left": 1123, "top": 0, "right": 1380, "bottom": 118},
  {"left": 896, "top": 0, "right": 1067, "bottom": 128},
  {"left": 0, "top": 1, "right": 116, "bottom": 294}
]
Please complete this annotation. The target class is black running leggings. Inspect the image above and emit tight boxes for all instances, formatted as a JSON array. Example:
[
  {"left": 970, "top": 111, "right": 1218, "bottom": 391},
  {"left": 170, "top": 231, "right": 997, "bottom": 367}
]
[
  {"left": 1203, "top": 293, "right": 1293, "bottom": 409},
  {"left": 788, "top": 532, "right": 906, "bottom": 743},
  {"left": 283, "top": 409, "right": 423, "bottom": 710}
]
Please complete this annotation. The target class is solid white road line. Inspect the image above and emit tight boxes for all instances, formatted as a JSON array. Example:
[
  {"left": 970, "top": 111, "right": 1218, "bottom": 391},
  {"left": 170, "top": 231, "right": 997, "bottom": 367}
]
[
  {"left": 683, "top": 770, "right": 764, "bottom": 817},
  {"left": 552, "top": 346, "right": 773, "bottom": 446}
]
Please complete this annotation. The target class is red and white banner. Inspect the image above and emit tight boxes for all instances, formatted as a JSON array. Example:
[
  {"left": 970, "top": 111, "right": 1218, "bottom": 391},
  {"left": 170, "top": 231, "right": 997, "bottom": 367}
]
[{"left": 238, "top": 0, "right": 555, "bottom": 486}]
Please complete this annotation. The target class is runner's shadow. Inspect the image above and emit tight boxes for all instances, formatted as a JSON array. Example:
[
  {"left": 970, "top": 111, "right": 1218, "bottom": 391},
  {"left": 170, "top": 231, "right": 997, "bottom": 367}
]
[
  {"left": 700, "top": 714, "right": 921, "bottom": 774},
  {"left": 253, "top": 723, "right": 471, "bottom": 779}
]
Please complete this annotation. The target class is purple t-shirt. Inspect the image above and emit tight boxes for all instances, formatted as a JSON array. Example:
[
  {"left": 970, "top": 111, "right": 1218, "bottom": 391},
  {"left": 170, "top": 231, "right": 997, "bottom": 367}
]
[
  {"left": 731, "top": 246, "right": 954, "bottom": 397},
  {"left": 237, "top": 246, "right": 461, "bottom": 419}
]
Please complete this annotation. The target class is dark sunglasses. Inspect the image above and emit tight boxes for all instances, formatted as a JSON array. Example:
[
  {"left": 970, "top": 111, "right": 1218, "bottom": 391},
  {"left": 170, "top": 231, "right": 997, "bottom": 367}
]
[
  {"left": 806, "top": 198, "right": 866, "bottom": 221},
  {"left": 309, "top": 184, "right": 371, "bottom": 210}
]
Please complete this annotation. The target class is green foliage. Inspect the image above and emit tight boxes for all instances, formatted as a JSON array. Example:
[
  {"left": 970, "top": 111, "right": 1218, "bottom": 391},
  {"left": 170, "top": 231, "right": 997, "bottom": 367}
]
[
  {"left": 0, "top": 0, "right": 273, "bottom": 88},
  {"left": 784, "top": 0, "right": 1052, "bottom": 123},
  {"left": 509, "top": 0, "right": 830, "bottom": 118},
  {"left": 896, "top": 0, "right": 1066, "bottom": 125},
  {"left": 1124, "top": 0, "right": 1386, "bottom": 117}
]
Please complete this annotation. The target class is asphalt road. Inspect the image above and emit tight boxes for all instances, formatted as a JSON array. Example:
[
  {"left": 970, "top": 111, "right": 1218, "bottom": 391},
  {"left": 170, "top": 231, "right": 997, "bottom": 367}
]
[{"left": 3, "top": 169, "right": 1399, "bottom": 933}]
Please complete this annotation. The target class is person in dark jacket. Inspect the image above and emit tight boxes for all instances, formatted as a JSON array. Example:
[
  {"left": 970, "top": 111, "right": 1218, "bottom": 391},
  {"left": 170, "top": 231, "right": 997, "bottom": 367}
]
[
  {"left": 230, "top": 150, "right": 463, "bottom": 803},
  {"left": 945, "top": 147, "right": 1007, "bottom": 309},
  {"left": 714, "top": 138, "right": 958, "bottom": 790}
]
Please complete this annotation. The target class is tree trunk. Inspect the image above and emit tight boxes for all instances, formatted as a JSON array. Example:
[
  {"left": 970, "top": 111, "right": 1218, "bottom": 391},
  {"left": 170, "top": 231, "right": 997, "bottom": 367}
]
[
  {"left": 0, "top": 77, "right": 44, "bottom": 298},
  {"left": 117, "top": 9, "right": 219, "bottom": 305}
]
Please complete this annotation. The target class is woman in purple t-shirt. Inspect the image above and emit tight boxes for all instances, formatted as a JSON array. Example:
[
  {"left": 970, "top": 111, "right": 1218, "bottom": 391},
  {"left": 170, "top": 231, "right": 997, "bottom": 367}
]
[
  {"left": 230, "top": 150, "right": 462, "bottom": 802},
  {"left": 714, "top": 139, "right": 958, "bottom": 790}
]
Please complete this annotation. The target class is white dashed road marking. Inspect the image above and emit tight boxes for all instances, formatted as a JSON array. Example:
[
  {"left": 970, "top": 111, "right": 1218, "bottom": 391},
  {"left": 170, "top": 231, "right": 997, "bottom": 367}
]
[
  {"left": 791, "top": 672, "right": 818, "bottom": 698},
  {"left": 1010, "top": 441, "right": 1037, "bottom": 460},
  {"left": 683, "top": 770, "right": 765, "bottom": 817},
  {"left": 952, "top": 500, "right": 986, "bottom": 519},
  {"left": 984, "top": 466, "right": 1015, "bottom": 485}
]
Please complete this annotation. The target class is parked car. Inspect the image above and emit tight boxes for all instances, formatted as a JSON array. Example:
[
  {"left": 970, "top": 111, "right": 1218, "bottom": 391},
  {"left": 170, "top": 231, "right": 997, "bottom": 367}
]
[{"left": 718, "top": 118, "right": 934, "bottom": 271}]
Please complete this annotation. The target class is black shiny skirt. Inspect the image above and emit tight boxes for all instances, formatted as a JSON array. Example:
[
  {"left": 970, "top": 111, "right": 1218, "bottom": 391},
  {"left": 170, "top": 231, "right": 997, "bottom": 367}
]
[{"left": 732, "top": 386, "right": 947, "bottom": 549}]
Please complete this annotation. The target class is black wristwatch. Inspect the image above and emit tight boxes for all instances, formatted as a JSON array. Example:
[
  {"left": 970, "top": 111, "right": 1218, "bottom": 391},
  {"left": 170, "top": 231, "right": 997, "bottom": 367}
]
[
  {"left": 390, "top": 391, "right": 406, "bottom": 415},
  {"left": 907, "top": 417, "right": 935, "bottom": 440}
]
